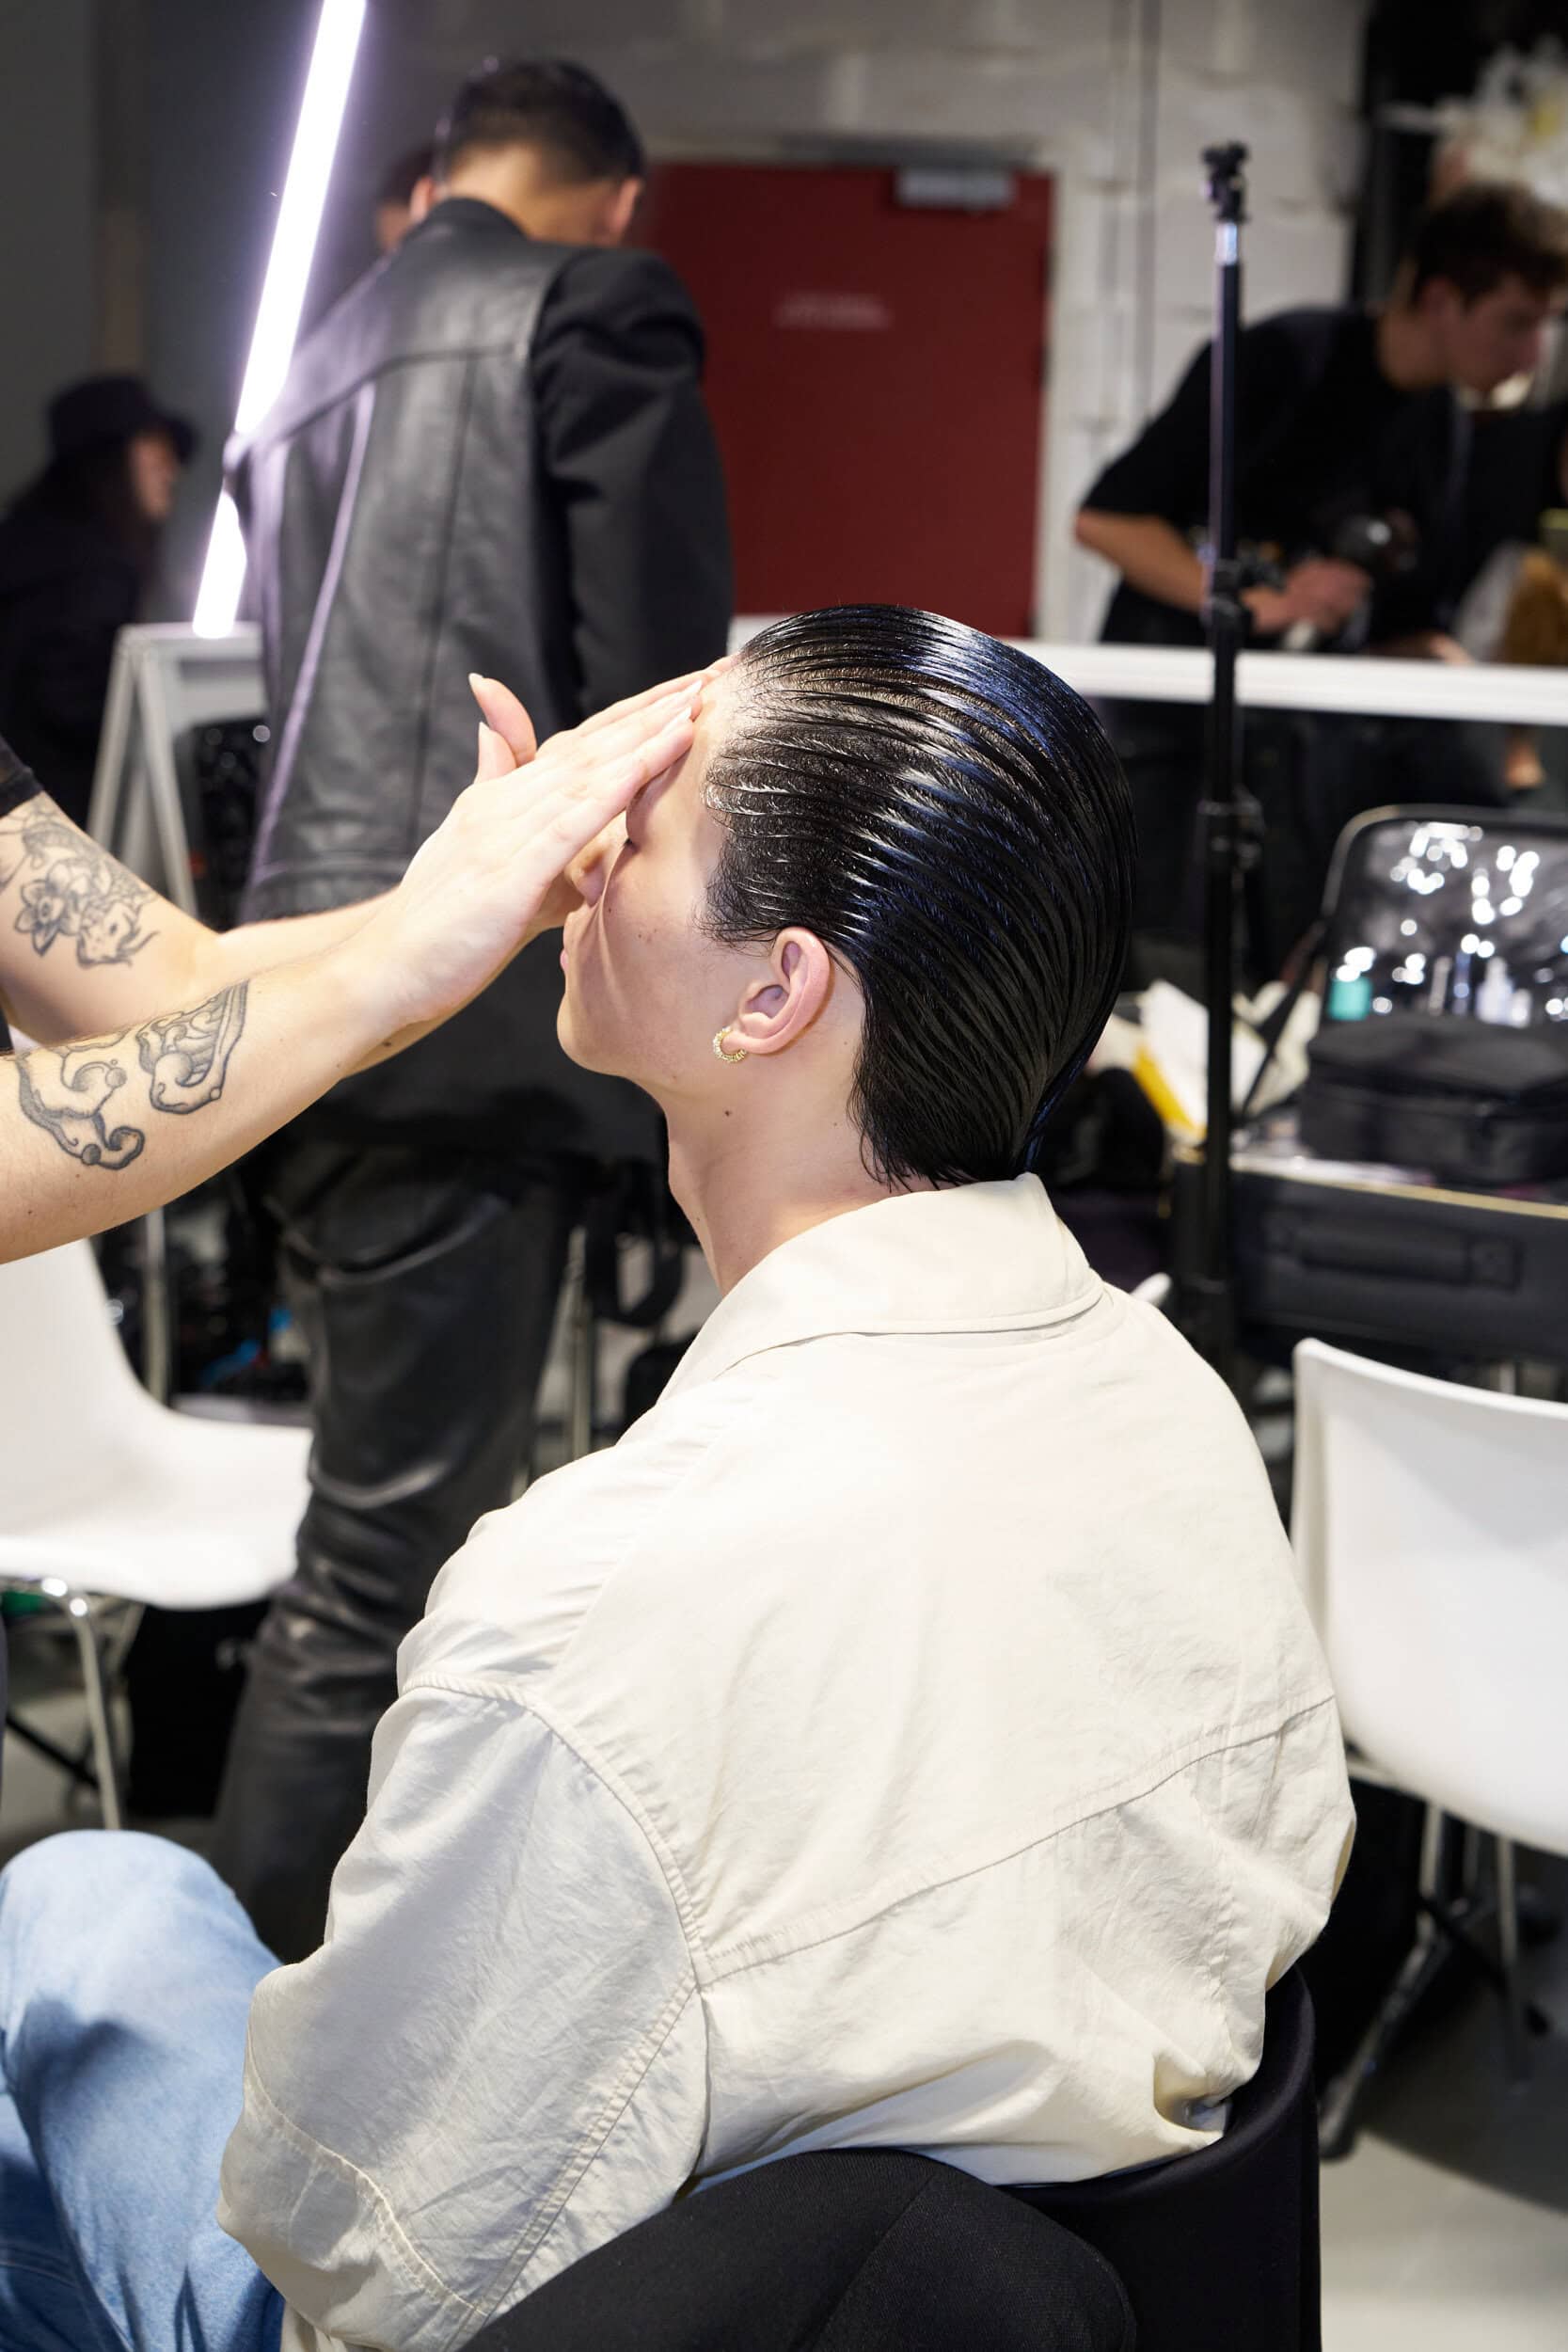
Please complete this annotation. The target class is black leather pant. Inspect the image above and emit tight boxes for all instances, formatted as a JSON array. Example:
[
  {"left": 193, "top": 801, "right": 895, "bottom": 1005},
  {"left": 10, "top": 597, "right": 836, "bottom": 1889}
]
[{"left": 210, "top": 1129, "right": 576, "bottom": 1962}]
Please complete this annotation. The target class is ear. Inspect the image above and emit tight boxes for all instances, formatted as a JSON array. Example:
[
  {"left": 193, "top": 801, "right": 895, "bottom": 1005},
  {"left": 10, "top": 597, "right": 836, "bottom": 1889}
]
[
  {"left": 725, "top": 930, "right": 834, "bottom": 1058},
  {"left": 409, "top": 174, "right": 438, "bottom": 225},
  {"left": 606, "top": 178, "right": 642, "bottom": 246}
]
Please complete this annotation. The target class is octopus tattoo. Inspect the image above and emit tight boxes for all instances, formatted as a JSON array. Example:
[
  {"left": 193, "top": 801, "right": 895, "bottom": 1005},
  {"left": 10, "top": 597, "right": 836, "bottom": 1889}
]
[
  {"left": 0, "top": 800, "right": 155, "bottom": 966},
  {"left": 12, "top": 984, "right": 249, "bottom": 1168},
  {"left": 136, "top": 985, "right": 248, "bottom": 1112},
  {"left": 14, "top": 1033, "right": 145, "bottom": 1168}
]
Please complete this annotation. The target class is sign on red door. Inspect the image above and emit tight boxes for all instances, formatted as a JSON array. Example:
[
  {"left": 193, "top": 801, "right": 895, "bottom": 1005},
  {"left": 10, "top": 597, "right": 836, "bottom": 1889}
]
[{"left": 640, "top": 164, "right": 1053, "bottom": 639}]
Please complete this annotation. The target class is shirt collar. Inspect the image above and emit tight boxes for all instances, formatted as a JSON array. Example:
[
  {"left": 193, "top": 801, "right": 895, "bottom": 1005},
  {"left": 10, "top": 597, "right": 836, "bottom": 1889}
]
[{"left": 665, "top": 1175, "right": 1101, "bottom": 1398}]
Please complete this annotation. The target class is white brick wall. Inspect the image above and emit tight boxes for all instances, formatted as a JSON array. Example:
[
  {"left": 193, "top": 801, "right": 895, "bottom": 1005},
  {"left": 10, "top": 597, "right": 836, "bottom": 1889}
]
[{"left": 375, "top": 0, "right": 1371, "bottom": 635}]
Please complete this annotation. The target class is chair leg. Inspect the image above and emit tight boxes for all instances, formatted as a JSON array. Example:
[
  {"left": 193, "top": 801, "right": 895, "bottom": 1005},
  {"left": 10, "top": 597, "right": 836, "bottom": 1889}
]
[
  {"left": 66, "top": 1597, "right": 124, "bottom": 1832},
  {"left": 1319, "top": 1803, "right": 1448, "bottom": 2161},
  {"left": 1460, "top": 1822, "right": 1483, "bottom": 1902},
  {"left": 1496, "top": 1836, "right": 1529, "bottom": 2082},
  {"left": 68, "top": 1600, "right": 143, "bottom": 1785}
]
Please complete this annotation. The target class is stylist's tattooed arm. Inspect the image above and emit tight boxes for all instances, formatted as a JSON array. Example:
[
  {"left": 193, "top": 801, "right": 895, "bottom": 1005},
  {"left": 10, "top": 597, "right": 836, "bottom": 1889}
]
[
  {"left": 1, "top": 954, "right": 370, "bottom": 1259},
  {"left": 0, "top": 787, "right": 378, "bottom": 1051},
  {"left": 13, "top": 983, "right": 249, "bottom": 1168},
  {"left": 1, "top": 665, "right": 704, "bottom": 1263},
  {"left": 0, "top": 793, "right": 156, "bottom": 967}
]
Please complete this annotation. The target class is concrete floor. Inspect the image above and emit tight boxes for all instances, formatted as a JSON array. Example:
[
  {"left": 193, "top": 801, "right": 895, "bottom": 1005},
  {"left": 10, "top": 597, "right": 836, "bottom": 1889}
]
[
  {"left": 4, "top": 1636, "right": 1566, "bottom": 2346},
  {"left": 1317, "top": 1866, "right": 1568, "bottom": 2352}
]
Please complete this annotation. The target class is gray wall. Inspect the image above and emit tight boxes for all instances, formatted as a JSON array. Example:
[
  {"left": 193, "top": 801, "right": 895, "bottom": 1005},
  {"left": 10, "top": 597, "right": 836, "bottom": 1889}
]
[
  {"left": 319, "top": 0, "right": 1370, "bottom": 636},
  {"left": 143, "top": 0, "right": 321, "bottom": 611},
  {"left": 0, "top": 0, "right": 97, "bottom": 501},
  {"left": 1, "top": 0, "right": 1370, "bottom": 632}
]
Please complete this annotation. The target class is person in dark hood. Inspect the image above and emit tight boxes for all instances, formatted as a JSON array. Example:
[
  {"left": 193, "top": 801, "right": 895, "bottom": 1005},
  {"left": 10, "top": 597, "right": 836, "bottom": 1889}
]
[{"left": 0, "top": 376, "right": 195, "bottom": 828}]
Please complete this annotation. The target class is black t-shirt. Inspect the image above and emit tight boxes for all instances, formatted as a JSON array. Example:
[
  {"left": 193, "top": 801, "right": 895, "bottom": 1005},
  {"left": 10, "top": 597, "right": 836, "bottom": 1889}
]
[
  {"left": 0, "top": 733, "right": 37, "bottom": 818},
  {"left": 1463, "top": 394, "right": 1568, "bottom": 582},
  {"left": 1083, "top": 305, "right": 1469, "bottom": 648},
  {"left": 0, "top": 734, "right": 42, "bottom": 1056}
]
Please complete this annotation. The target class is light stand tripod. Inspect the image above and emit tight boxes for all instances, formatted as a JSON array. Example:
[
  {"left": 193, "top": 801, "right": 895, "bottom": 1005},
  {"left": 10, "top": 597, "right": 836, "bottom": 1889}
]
[{"left": 1190, "top": 141, "right": 1260, "bottom": 1385}]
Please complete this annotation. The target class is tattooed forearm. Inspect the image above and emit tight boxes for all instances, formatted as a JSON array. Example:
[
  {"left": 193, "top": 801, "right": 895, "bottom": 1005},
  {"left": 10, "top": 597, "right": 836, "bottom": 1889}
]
[
  {"left": 10, "top": 982, "right": 248, "bottom": 1168},
  {"left": 14, "top": 1032, "right": 145, "bottom": 1168},
  {"left": 0, "top": 793, "right": 157, "bottom": 967},
  {"left": 136, "top": 982, "right": 247, "bottom": 1112}
]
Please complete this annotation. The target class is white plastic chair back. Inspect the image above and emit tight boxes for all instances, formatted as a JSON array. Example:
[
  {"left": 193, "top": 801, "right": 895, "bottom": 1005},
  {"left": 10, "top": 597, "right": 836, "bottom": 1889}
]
[
  {"left": 1292, "top": 1338, "right": 1568, "bottom": 1856},
  {"left": 0, "top": 1240, "right": 166, "bottom": 1486}
]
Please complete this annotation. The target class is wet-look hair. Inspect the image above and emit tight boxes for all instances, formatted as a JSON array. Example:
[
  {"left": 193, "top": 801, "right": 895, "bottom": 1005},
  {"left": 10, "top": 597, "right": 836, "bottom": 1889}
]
[{"left": 703, "top": 605, "right": 1133, "bottom": 1188}]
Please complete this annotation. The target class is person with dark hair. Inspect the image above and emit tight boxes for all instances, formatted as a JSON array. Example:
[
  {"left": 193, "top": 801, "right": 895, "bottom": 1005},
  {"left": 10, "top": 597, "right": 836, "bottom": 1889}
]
[
  {"left": 208, "top": 56, "right": 732, "bottom": 1961},
  {"left": 1075, "top": 178, "right": 1568, "bottom": 981},
  {"left": 372, "top": 140, "right": 435, "bottom": 251},
  {"left": 0, "top": 612, "right": 1352, "bottom": 2352},
  {"left": 433, "top": 55, "right": 646, "bottom": 237},
  {"left": 0, "top": 376, "right": 195, "bottom": 828}
]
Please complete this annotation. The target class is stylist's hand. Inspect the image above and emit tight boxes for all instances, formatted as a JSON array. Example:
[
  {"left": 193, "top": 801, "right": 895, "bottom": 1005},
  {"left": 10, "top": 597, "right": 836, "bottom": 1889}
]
[
  {"left": 331, "top": 672, "right": 703, "bottom": 1057},
  {"left": 1246, "top": 558, "right": 1371, "bottom": 639}
]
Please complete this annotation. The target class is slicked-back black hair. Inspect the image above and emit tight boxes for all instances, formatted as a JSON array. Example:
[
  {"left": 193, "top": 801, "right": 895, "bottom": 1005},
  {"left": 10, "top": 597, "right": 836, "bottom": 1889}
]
[
  {"left": 435, "top": 59, "right": 644, "bottom": 188},
  {"left": 703, "top": 606, "right": 1132, "bottom": 1188}
]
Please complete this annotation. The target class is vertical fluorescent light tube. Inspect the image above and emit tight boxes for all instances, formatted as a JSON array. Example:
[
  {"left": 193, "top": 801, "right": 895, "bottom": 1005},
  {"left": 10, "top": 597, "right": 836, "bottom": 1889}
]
[{"left": 193, "top": 0, "right": 366, "bottom": 637}]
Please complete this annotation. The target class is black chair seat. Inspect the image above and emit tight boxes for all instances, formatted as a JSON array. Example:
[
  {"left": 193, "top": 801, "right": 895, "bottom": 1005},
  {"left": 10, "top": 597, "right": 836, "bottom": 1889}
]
[
  {"left": 472, "top": 1970, "right": 1317, "bottom": 2352},
  {"left": 475, "top": 2147, "right": 1132, "bottom": 2351},
  {"left": 1012, "top": 1970, "right": 1320, "bottom": 2352}
]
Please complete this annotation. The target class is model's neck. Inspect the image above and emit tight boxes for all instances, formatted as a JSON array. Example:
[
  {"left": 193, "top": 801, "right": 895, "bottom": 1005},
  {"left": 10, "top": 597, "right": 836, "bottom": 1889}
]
[
  {"left": 666, "top": 1110, "right": 922, "bottom": 1296},
  {"left": 1374, "top": 301, "right": 1449, "bottom": 393}
]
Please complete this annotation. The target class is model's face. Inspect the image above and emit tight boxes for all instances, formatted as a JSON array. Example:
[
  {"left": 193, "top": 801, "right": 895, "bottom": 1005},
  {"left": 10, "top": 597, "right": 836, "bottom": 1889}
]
[
  {"left": 128, "top": 428, "right": 181, "bottom": 523},
  {"left": 558, "top": 691, "right": 747, "bottom": 1098},
  {"left": 1432, "top": 274, "right": 1558, "bottom": 396}
]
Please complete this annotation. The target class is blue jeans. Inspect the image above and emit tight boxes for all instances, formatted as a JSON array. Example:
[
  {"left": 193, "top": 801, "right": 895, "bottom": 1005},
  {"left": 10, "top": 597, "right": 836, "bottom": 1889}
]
[{"left": 0, "top": 1831, "right": 285, "bottom": 2352}]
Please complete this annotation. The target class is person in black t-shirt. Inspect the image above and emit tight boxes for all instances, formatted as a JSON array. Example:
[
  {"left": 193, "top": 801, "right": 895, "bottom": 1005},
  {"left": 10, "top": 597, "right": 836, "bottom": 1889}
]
[{"left": 1075, "top": 182, "right": 1568, "bottom": 978}]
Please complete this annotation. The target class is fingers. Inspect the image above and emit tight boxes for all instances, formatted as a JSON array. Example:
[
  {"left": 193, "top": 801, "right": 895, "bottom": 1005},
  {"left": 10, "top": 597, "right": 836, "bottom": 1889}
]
[
  {"left": 468, "top": 674, "right": 537, "bottom": 765},
  {"left": 572, "top": 671, "right": 706, "bottom": 740},
  {"left": 472, "top": 657, "right": 729, "bottom": 782},
  {"left": 474, "top": 721, "right": 515, "bottom": 782},
  {"left": 566, "top": 811, "right": 626, "bottom": 898},
  {"left": 521, "top": 707, "right": 695, "bottom": 859},
  {"left": 544, "top": 684, "right": 700, "bottom": 779}
]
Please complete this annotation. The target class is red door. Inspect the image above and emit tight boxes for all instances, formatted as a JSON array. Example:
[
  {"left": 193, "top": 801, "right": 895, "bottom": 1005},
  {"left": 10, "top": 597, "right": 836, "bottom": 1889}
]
[{"left": 639, "top": 163, "right": 1053, "bottom": 638}]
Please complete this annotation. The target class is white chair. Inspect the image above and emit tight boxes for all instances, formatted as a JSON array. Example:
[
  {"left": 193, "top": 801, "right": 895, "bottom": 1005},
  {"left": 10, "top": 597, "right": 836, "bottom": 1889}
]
[
  {"left": 0, "top": 1240, "right": 308, "bottom": 1828},
  {"left": 1291, "top": 1336, "right": 1568, "bottom": 2137}
]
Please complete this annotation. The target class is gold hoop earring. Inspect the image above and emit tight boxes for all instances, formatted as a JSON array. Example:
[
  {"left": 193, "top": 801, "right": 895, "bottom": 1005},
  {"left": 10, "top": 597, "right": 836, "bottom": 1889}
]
[{"left": 712, "top": 1027, "right": 748, "bottom": 1063}]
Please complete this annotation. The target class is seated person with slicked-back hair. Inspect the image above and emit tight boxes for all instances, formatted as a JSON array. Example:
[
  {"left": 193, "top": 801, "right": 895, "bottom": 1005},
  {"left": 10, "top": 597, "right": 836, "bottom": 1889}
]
[{"left": 0, "top": 609, "right": 1354, "bottom": 2352}]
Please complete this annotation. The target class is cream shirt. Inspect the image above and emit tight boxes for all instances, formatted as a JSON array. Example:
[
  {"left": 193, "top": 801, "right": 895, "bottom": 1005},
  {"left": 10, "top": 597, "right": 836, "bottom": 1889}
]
[{"left": 219, "top": 1176, "right": 1354, "bottom": 2352}]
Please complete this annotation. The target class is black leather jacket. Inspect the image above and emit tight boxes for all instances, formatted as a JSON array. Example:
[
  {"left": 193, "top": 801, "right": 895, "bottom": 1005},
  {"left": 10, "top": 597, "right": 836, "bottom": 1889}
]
[{"left": 230, "top": 199, "right": 732, "bottom": 1155}]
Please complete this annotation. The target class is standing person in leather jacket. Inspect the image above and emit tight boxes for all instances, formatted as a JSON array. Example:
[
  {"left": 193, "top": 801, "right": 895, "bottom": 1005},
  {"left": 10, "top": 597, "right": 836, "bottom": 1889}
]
[{"left": 209, "top": 58, "right": 733, "bottom": 1961}]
